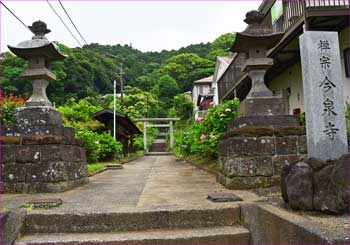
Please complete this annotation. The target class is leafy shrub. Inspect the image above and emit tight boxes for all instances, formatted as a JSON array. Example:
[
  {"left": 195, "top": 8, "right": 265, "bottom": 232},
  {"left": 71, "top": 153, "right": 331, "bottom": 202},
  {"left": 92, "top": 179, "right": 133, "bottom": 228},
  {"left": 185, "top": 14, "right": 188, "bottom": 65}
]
[
  {"left": 57, "top": 97, "right": 103, "bottom": 131},
  {"left": 76, "top": 129, "right": 123, "bottom": 163},
  {"left": 172, "top": 94, "right": 193, "bottom": 120},
  {"left": 0, "top": 93, "right": 27, "bottom": 125},
  {"left": 180, "top": 99, "right": 239, "bottom": 157}
]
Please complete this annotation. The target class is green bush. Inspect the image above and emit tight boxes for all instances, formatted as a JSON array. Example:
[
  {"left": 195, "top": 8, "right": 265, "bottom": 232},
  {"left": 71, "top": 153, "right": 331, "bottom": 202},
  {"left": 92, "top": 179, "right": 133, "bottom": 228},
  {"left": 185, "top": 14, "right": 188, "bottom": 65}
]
[
  {"left": 180, "top": 99, "right": 239, "bottom": 158},
  {"left": 57, "top": 97, "right": 103, "bottom": 131},
  {"left": 76, "top": 129, "right": 123, "bottom": 163}
]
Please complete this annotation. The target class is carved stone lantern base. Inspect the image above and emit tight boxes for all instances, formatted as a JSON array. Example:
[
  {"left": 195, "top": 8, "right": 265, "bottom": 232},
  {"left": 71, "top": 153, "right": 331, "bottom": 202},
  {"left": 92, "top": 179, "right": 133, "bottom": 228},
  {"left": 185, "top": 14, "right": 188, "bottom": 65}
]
[
  {"left": 1, "top": 107, "right": 89, "bottom": 193},
  {"left": 2, "top": 21, "right": 88, "bottom": 193},
  {"left": 234, "top": 97, "right": 300, "bottom": 128}
]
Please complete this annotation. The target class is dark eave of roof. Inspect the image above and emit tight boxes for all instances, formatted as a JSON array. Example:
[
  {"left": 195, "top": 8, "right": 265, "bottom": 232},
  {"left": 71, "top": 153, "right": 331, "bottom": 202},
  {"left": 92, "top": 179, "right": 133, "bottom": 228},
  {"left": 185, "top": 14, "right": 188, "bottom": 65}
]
[{"left": 91, "top": 108, "right": 141, "bottom": 135}]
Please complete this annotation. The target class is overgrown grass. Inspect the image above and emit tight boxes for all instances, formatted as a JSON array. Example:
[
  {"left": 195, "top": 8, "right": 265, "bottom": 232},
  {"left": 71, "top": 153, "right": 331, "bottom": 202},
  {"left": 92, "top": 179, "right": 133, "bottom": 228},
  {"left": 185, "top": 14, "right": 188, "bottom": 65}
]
[
  {"left": 87, "top": 163, "right": 107, "bottom": 174},
  {"left": 87, "top": 151, "right": 144, "bottom": 175},
  {"left": 115, "top": 150, "right": 144, "bottom": 164}
]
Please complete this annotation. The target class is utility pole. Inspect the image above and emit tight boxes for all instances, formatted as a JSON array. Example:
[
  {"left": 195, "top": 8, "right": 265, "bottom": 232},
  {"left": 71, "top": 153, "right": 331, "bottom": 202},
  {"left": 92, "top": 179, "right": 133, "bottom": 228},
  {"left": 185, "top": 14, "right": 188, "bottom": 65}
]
[
  {"left": 113, "top": 79, "right": 117, "bottom": 141},
  {"left": 120, "top": 63, "right": 125, "bottom": 112},
  {"left": 119, "top": 63, "right": 133, "bottom": 113}
]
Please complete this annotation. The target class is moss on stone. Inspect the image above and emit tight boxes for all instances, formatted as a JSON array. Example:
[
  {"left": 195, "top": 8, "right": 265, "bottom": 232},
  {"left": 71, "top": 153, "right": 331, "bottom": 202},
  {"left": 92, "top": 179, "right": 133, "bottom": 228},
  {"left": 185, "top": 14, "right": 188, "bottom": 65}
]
[
  {"left": 273, "top": 126, "right": 306, "bottom": 136},
  {"left": 0, "top": 136, "right": 21, "bottom": 145},
  {"left": 221, "top": 127, "right": 274, "bottom": 139}
]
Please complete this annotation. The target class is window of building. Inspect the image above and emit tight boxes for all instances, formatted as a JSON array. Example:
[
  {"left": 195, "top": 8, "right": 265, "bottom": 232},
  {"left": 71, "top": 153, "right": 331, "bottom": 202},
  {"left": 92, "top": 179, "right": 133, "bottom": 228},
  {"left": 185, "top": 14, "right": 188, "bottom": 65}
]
[
  {"left": 199, "top": 85, "right": 203, "bottom": 94},
  {"left": 344, "top": 47, "right": 350, "bottom": 78}
]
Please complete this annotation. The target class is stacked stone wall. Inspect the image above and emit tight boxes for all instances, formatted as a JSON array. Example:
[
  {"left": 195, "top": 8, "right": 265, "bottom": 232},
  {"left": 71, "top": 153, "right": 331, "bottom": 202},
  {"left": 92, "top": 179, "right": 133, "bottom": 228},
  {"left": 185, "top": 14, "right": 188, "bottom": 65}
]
[
  {"left": 1, "top": 135, "right": 88, "bottom": 193},
  {"left": 218, "top": 126, "right": 306, "bottom": 189}
]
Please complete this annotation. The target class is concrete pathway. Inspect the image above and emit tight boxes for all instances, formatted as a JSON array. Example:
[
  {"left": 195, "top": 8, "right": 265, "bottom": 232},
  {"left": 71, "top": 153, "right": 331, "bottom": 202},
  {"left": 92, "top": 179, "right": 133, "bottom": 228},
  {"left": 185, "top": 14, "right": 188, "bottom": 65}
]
[{"left": 1, "top": 155, "right": 259, "bottom": 214}]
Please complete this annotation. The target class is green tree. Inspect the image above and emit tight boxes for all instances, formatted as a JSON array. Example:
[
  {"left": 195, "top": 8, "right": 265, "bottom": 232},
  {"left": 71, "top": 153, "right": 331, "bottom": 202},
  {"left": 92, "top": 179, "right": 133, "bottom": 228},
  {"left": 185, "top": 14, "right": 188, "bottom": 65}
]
[
  {"left": 206, "top": 33, "right": 236, "bottom": 61},
  {"left": 109, "top": 86, "right": 160, "bottom": 119},
  {"left": 157, "top": 53, "right": 214, "bottom": 92},
  {"left": 152, "top": 75, "right": 180, "bottom": 102},
  {"left": 172, "top": 94, "right": 194, "bottom": 120},
  {"left": 1, "top": 53, "right": 30, "bottom": 95}
]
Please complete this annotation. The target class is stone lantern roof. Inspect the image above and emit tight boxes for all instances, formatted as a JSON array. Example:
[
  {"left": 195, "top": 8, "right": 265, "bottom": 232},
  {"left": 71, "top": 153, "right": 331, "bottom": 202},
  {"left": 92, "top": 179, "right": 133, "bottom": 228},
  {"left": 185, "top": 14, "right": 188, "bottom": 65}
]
[
  {"left": 230, "top": 10, "right": 284, "bottom": 53},
  {"left": 8, "top": 20, "right": 66, "bottom": 61}
]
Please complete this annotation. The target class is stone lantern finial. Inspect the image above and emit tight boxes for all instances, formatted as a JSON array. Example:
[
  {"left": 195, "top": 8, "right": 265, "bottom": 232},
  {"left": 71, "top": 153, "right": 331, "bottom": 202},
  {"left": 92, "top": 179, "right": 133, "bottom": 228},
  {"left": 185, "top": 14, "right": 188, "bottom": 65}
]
[
  {"left": 29, "top": 20, "right": 51, "bottom": 37},
  {"left": 244, "top": 10, "right": 264, "bottom": 25}
]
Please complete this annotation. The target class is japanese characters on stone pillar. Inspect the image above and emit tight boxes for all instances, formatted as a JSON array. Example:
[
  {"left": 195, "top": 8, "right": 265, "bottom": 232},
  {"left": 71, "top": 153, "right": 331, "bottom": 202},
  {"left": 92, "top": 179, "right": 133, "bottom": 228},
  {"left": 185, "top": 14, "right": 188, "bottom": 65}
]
[{"left": 300, "top": 31, "right": 348, "bottom": 161}]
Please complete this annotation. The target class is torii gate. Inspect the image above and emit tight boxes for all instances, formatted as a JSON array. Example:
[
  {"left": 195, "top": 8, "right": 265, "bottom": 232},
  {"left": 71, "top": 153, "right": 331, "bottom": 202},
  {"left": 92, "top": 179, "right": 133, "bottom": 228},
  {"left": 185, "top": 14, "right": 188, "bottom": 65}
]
[{"left": 134, "top": 118, "right": 180, "bottom": 152}]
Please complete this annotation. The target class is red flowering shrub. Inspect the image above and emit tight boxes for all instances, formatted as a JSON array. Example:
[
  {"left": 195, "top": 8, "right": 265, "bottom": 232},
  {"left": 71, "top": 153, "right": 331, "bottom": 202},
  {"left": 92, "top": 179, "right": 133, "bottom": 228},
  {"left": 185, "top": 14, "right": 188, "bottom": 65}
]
[{"left": 0, "top": 90, "right": 28, "bottom": 125}]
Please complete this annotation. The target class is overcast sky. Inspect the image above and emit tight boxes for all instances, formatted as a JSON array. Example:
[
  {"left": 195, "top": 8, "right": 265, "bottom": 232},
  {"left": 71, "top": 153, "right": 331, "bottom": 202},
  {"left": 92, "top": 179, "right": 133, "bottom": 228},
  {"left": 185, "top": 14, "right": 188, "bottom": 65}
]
[{"left": 1, "top": 1, "right": 261, "bottom": 53}]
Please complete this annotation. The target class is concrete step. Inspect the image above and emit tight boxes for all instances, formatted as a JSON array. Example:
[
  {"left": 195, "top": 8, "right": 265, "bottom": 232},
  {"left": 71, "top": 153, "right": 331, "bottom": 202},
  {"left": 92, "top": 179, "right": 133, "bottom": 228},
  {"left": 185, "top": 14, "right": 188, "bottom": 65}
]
[
  {"left": 17, "top": 225, "right": 250, "bottom": 245},
  {"left": 145, "top": 152, "right": 172, "bottom": 156},
  {"left": 153, "top": 139, "right": 166, "bottom": 144},
  {"left": 150, "top": 147, "right": 166, "bottom": 152},
  {"left": 150, "top": 144, "right": 166, "bottom": 152},
  {"left": 157, "top": 132, "right": 167, "bottom": 138},
  {"left": 106, "top": 164, "right": 123, "bottom": 170},
  {"left": 23, "top": 206, "right": 241, "bottom": 233}
]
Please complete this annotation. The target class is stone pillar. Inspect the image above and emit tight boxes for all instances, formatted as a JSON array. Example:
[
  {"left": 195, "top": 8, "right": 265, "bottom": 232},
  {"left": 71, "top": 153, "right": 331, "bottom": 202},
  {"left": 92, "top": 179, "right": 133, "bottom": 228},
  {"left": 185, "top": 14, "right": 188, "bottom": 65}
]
[
  {"left": 280, "top": 32, "right": 349, "bottom": 214},
  {"left": 169, "top": 121, "right": 174, "bottom": 151},
  {"left": 143, "top": 122, "right": 147, "bottom": 152},
  {"left": 247, "top": 68, "right": 273, "bottom": 98},
  {"left": 26, "top": 79, "right": 52, "bottom": 107},
  {"left": 300, "top": 31, "right": 348, "bottom": 161}
]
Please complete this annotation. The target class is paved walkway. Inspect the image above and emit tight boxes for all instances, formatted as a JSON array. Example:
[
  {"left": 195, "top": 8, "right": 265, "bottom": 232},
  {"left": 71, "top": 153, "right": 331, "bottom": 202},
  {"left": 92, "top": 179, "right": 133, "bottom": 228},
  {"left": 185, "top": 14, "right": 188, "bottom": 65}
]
[{"left": 1, "top": 155, "right": 259, "bottom": 214}]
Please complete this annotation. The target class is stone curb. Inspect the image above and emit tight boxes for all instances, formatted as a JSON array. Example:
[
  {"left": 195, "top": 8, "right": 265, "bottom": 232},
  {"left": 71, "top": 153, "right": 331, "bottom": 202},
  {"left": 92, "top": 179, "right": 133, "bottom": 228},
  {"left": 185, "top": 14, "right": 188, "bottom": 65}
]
[
  {"left": 242, "top": 202, "right": 350, "bottom": 244},
  {"left": 0, "top": 135, "right": 85, "bottom": 147}
]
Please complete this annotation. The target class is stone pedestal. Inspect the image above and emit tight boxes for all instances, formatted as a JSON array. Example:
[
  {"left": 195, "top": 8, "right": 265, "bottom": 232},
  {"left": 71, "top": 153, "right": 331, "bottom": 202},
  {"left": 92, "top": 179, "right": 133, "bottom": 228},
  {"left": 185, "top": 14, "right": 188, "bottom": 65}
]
[
  {"left": 217, "top": 126, "right": 306, "bottom": 189},
  {"left": 1, "top": 107, "right": 88, "bottom": 193},
  {"left": 233, "top": 96, "right": 300, "bottom": 128},
  {"left": 1, "top": 135, "right": 88, "bottom": 193},
  {"left": 231, "top": 115, "right": 300, "bottom": 129},
  {"left": 13, "top": 106, "right": 62, "bottom": 128},
  {"left": 238, "top": 97, "right": 287, "bottom": 117}
]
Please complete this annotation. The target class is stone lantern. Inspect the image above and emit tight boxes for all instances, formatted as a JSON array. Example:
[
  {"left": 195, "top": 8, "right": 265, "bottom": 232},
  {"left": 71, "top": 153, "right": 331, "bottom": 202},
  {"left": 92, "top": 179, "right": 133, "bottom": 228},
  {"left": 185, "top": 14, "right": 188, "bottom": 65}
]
[
  {"left": 8, "top": 20, "right": 65, "bottom": 107},
  {"left": 230, "top": 11, "right": 299, "bottom": 127},
  {"left": 217, "top": 11, "right": 304, "bottom": 190},
  {"left": 7, "top": 21, "right": 66, "bottom": 131},
  {"left": 2, "top": 21, "right": 88, "bottom": 193}
]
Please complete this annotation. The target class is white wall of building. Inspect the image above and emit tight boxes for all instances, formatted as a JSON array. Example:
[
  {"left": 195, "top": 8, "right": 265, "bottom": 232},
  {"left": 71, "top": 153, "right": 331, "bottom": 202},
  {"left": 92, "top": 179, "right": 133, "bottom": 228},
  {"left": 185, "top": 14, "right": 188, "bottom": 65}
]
[
  {"left": 212, "top": 57, "right": 232, "bottom": 105},
  {"left": 269, "top": 62, "right": 304, "bottom": 114},
  {"left": 192, "top": 83, "right": 211, "bottom": 119},
  {"left": 268, "top": 26, "right": 350, "bottom": 114}
]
